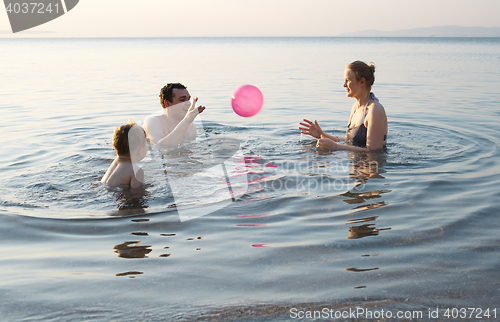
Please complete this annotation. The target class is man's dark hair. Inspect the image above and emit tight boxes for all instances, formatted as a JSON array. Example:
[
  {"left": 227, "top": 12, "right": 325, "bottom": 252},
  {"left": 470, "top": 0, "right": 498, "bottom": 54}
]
[{"left": 159, "top": 83, "right": 187, "bottom": 108}]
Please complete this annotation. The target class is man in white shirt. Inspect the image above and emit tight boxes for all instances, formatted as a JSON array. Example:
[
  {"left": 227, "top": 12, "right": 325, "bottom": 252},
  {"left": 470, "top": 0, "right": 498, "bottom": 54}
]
[{"left": 143, "top": 83, "right": 206, "bottom": 146}]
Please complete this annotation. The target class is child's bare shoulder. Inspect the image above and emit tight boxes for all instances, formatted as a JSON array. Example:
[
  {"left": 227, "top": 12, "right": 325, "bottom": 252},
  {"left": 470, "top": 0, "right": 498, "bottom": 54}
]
[{"left": 101, "top": 159, "right": 134, "bottom": 187}]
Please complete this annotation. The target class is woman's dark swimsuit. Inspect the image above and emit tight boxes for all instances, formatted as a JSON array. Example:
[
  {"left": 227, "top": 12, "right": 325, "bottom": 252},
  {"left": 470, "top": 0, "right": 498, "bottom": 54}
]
[
  {"left": 351, "top": 123, "right": 368, "bottom": 147},
  {"left": 346, "top": 93, "right": 387, "bottom": 148}
]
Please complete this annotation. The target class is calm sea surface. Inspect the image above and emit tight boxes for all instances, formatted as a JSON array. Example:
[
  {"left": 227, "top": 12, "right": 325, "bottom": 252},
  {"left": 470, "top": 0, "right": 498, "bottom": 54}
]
[{"left": 1, "top": 37, "right": 500, "bottom": 321}]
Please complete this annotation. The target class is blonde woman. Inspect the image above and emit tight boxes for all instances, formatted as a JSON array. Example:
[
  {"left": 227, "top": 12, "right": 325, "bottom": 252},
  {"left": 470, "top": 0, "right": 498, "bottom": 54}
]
[{"left": 300, "top": 61, "right": 388, "bottom": 151}]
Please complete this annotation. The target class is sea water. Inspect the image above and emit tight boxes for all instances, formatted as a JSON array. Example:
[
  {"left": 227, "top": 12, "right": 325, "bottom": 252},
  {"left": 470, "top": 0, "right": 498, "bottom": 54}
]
[{"left": 1, "top": 37, "right": 500, "bottom": 321}]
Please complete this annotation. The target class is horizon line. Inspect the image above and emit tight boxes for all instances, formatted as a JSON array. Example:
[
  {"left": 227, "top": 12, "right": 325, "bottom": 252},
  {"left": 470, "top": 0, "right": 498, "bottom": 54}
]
[{"left": 2, "top": 35, "right": 500, "bottom": 38}]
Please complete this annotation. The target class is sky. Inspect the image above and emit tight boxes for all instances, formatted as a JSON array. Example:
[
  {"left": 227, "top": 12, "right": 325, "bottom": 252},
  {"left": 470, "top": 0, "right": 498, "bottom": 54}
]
[{"left": 1, "top": 0, "right": 500, "bottom": 37}]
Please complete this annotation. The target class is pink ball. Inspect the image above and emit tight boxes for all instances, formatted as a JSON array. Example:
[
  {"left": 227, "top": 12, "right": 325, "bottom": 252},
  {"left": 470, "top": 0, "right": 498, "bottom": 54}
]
[{"left": 231, "top": 85, "right": 263, "bottom": 117}]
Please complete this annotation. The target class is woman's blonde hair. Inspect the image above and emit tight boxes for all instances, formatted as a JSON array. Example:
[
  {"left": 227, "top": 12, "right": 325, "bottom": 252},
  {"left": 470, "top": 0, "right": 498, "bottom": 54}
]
[{"left": 348, "top": 61, "right": 376, "bottom": 90}]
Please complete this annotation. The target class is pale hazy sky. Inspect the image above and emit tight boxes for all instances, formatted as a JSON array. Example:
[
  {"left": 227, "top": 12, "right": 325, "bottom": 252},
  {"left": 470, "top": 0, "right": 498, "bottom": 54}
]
[{"left": 1, "top": 0, "right": 500, "bottom": 37}]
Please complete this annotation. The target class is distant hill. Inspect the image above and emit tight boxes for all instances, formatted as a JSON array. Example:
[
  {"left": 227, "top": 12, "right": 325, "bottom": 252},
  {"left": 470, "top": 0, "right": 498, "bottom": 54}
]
[{"left": 338, "top": 26, "right": 500, "bottom": 37}]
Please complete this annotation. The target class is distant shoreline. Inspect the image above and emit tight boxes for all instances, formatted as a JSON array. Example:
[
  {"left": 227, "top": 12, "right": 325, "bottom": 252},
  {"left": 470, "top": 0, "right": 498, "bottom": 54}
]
[
  {"left": 338, "top": 25, "right": 500, "bottom": 38},
  {"left": 1, "top": 36, "right": 500, "bottom": 40},
  {"left": 2, "top": 25, "right": 500, "bottom": 38}
]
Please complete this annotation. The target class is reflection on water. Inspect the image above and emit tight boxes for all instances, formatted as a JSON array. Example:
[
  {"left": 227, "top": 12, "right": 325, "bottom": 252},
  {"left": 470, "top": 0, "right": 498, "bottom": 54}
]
[
  {"left": 113, "top": 241, "right": 152, "bottom": 259},
  {"left": 345, "top": 216, "right": 391, "bottom": 239},
  {"left": 131, "top": 232, "right": 149, "bottom": 236},
  {"left": 347, "top": 222, "right": 391, "bottom": 239},
  {"left": 187, "top": 236, "right": 203, "bottom": 240},
  {"left": 345, "top": 267, "right": 379, "bottom": 272},
  {"left": 348, "top": 150, "right": 387, "bottom": 184},
  {"left": 107, "top": 185, "right": 149, "bottom": 216},
  {"left": 340, "top": 150, "right": 392, "bottom": 288},
  {"left": 112, "top": 218, "right": 206, "bottom": 278},
  {"left": 351, "top": 201, "right": 387, "bottom": 212},
  {"left": 131, "top": 218, "right": 150, "bottom": 223},
  {"left": 340, "top": 151, "right": 392, "bottom": 239},
  {"left": 115, "top": 271, "right": 144, "bottom": 278},
  {"left": 341, "top": 190, "right": 391, "bottom": 205}
]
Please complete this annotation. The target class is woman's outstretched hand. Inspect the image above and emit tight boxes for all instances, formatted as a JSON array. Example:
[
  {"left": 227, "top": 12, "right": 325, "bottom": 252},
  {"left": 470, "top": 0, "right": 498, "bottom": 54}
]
[
  {"left": 316, "top": 134, "right": 339, "bottom": 151},
  {"left": 299, "top": 119, "right": 324, "bottom": 139}
]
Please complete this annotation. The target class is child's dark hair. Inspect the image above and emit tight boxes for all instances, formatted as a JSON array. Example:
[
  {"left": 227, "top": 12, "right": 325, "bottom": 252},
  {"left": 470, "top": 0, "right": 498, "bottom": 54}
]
[{"left": 113, "top": 122, "right": 135, "bottom": 156}]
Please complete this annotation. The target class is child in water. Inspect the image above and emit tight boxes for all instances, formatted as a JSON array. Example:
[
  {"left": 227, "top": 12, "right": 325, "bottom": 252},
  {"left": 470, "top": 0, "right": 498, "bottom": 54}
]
[{"left": 101, "top": 122, "right": 147, "bottom": 188}]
